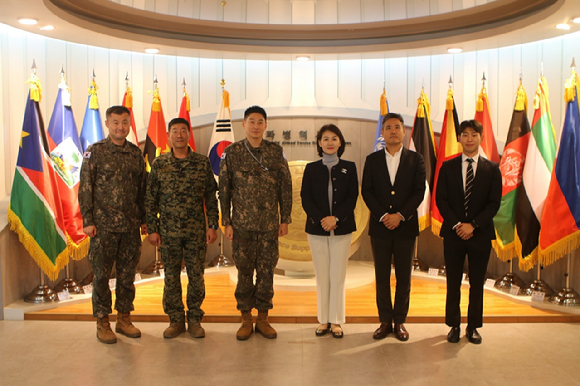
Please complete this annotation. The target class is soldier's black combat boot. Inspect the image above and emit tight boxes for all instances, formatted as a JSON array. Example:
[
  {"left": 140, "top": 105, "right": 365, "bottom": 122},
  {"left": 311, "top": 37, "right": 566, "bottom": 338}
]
[
  {"left": 236, "top": 311, "right": 253, "bottom": 340},
  {"left": 115, "top": 312, "right": 141, "bottom": 338},
  {"left": 255, "top": 310, "right": 277, "bottom": 339},
  {"left": 96, "top": 315, "right": 117, "bottom": 344}
]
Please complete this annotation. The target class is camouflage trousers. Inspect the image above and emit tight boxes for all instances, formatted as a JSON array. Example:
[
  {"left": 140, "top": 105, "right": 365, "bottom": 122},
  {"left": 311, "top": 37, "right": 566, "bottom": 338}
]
[
  {"left": 233, "top": 229, "right": 279, "bottom": 312},
  {"left": 88, "top": 229, "right": 141, "bottom": 318},
  {"left": 160, "top": 235, "right": 207, "bottom": 323}
]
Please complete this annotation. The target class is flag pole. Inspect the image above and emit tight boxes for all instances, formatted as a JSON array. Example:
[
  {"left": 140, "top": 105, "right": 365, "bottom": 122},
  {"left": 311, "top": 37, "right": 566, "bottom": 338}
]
[
  {"left": 549, "top": 243, "right": 580, "bottom": 306},
  {"left": 522, "top": 261, "right": 554, "bottom": 296}
]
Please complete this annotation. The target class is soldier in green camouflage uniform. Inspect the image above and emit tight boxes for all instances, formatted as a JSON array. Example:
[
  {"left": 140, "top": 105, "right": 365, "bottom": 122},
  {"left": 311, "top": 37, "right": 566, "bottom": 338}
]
[
  {"left": 219, "top": 106, "right": 292, "bottom": 340},
  {"left": 79, "top": 105, "right": 147, "bottom": 344},
  {"left": 146, "top": 117, "right": 219, "bottom": 339}
]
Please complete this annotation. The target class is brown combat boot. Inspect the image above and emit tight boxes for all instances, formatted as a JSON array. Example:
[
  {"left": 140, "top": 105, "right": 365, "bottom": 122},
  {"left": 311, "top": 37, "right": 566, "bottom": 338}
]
[
  {"left": 255, "top": 310, "right": 277, "bottom": 339},
  {"left": 163, "top": 321, "right": 186, "bottom": 339},
  {"left": 96, "top": 315, "right": 117, "bottom": 344},
  {"left": 188, "top": 321, "right": 206, "bottom": 339},
  {"left": 236, "top": 311, "right": 253, "bottom": 340},
  {"left": 115, "top": 312, "right": 141, "bottom": 338}
]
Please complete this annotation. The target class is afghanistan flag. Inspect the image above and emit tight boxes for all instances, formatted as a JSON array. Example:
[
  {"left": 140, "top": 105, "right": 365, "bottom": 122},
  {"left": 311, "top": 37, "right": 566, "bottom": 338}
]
[
  {"left": 8, "top": 82, "right": 68, "bottom": 281},
  {"left": 122, "top": 84, "right": 139, "bottom": 145},
  {"left": 179, "top": 88, "right": 196, "bottom": 151},
  {"left": 46, "top": 83, "right": 89, "bottom": 260},
  {"left": 515, "top": 77, "right": 557, "bottom": 271},
  {"left": 539, "top": 70, "right": 580, "bottom": 266},
  {"left": 431, "top": 86, "right": 462, "bottom": 236},
  {"left": 492, "top": 85, "right": 531, "bottom": 261},
  {"left": 373, "top": 88, "right": 390, "bottom": 152},
  {"left": 79, "top": 79, "right": 105, "bottom": 153},
  {"left": 207, "top": 88, "right": 234, "bottom": 180},
  {"left": 143, "top": 86, "right": 169, "bottom": 172},
  {"left": 409, "top": 89, "right": 437, "bottom": 232},
  {"left": 475, "top": 85, "right": 500, "bottom": 163}
]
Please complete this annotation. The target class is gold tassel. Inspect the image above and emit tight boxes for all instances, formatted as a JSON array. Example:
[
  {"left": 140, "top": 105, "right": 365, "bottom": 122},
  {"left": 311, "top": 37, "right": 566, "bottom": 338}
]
[
  {"left": 564, "top": 71, "right": 579, "bottom": 103},
  {"left": 417, "top": 214, "right": 431, "bottom": 233},
  {"left": 152, "top": 87, "right": 161, "bottom": 112},
  {"left": 125, "top": 87, "right": 133, "bottom": 108},
  {"left": 416, "top": 92, "right": 425, "bottom": 118},
  {"left": 223, "top": 90, "right": 230, "bottom": 109},
  {"left": 430, "top": 219, "right": 443, "bottom": 238},
  {"left": 446, "top": 88, "right": 454, "bottom": 111},
  {"left": 492, "top": 229, "right": 518, "bottom": 262},
  {"left": 513, "top": 229, "right": 536, "bottom": 272},
  {"left": 67, "top": 235, "right": 91, "bottom": 261},
  {"left": 185, "top": 92, "right": 190, "bottom": 112},
  {"left": 514, "top": 85, "right": 527, "bottom": 112},
  {"left": 88, "top": 80, "right": 99, "bottom": 110},
  {"left": 539, "top": 230, "right": 580, "bottom": 267},
  {"left": 26, "top": 74, "right": 42, "bottom": 102},
  {"left": 380, "top": 90, "right": 388, "bottom": 115}
]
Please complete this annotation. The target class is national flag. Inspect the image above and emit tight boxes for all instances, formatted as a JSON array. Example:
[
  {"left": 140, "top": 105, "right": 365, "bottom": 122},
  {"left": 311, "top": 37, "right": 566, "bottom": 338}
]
[
  {"left": 143, "top": 85, "right": 169, "bottom": 172},
  {"left": 122, "top": 83, "right": 139, "bottom": 145},
  {"left": 475, "top": 83, "right": 500, "bottom": 163},
  {"left": 79, "top": 78, "right": 105, "bottom": 153},
  {"left": 409, "top": 89, "right": 437, "bottom": 232},
  {"left": 179, "top": 87, "right": 196, "bottom": 151},
  {"left": 373, "top": 88, "right": 390, "bottom": 152},
  {"left": 431, "top": 85, "right": 462, "bottom": 236},
  {"left": 46, "top": 81, "right": 89, "bottom": 260},
  {"left": 7, "top": 76, "right": 68, "bottom": 281},
  {"left": 515, "top": 77, "right": 557, "bottom": 271},
  {"left": 208, "top": 88, "right": 234, "bottom": 180},
  {"left": 492, "top": 84, "right": 531, "bottom": 261},
  {"left": 539, "top": 69, "right": 580, "bottom": 266}
]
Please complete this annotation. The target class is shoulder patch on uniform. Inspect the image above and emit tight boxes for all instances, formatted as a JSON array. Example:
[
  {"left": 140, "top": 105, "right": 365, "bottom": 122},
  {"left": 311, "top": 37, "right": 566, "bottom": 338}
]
[
  {"left": 282, "top": 151, "right": 287, "bottom": 160},
  {"left": 83, "top": 152, "right": 91, "bottom": 159},
  {"left": 221, "top": 152, "right": 227, "bottom": 160}
]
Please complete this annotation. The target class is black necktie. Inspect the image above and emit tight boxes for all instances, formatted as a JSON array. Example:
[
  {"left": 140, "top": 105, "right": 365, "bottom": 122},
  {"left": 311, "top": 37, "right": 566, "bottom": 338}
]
[{"left": 464, "top": 158, "right": 474, "bottom": 216}]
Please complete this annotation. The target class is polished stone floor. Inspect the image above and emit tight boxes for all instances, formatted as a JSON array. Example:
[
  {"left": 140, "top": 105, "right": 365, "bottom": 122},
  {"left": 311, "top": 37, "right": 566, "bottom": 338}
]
[{"left": 0, "top": 320, "right": 579, "bottom": 386}]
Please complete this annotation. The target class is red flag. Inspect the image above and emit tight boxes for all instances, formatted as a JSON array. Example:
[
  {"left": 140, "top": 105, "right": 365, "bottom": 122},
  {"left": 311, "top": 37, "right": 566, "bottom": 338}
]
[
  {"left": 179, "top": 91, "right": 196, "bottom": 151},
  {"left": 122, "top": 85, "right": 139, "bottom": 145},
  {"left": 143, "top": 86, "right": 169, "bottom": 172},
  {"left": 475, "top": 83, "right": 500, "bottom": 163}
]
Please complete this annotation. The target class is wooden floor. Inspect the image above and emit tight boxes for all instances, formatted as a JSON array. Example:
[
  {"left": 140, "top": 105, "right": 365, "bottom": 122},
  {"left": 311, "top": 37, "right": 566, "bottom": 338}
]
[{"left": 26, "top": 273, "right": 580, "bottom": 323}]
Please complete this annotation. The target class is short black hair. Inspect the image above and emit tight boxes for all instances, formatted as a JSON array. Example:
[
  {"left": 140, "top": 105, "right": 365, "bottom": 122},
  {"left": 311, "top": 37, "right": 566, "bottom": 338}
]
[
  {"left": 168, "top": 117, "right": 191, "bottom": 132},
  {"left": 381, "top": 112, "right": 404, "bottom": 128},
  {"left": 244, "top": 105, "right": 267, "bottom": 121},
  {"left": 316, "top": 124, "right": 346, "bottom": 157},
  {"left": 458, "top": 119, "right": 483, "bottom": 135},
  {"left": 106, "top": 105, "right": 130, "bottom": 119}
]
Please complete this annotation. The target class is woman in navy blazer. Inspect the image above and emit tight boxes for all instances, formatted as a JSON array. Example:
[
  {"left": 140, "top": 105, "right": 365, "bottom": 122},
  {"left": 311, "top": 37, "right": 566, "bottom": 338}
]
[{"left": 300, "top": 124, "right": 358, "bottom": 338}]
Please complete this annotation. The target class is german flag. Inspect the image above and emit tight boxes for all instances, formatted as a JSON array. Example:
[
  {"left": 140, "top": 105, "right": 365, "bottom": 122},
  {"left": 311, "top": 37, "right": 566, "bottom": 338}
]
[{"left": 143, "top": 85, "right": 169, "bottom": 172}]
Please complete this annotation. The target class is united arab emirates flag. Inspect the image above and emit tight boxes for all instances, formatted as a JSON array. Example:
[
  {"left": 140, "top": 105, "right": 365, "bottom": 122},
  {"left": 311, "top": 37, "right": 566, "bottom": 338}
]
[{"left": 492, "top": 84, "right": 531, "bottom": 261}]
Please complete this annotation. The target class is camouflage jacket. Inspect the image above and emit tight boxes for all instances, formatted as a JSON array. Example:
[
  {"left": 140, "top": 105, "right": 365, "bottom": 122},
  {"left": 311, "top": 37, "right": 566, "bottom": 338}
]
[
  {"left": 146, "top": 149, "right": 218, "bottom": 238},
  {"left": 78, "top": 136, "right": 146, "bottom": 232},
  {"left": 219, "top": 138, "right": 292, "bottom": 232}
]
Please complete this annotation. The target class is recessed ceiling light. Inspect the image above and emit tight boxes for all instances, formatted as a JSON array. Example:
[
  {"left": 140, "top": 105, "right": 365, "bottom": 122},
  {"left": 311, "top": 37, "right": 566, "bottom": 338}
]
[
  {"left": 145, "top": 48, "right": 159, "bottom": 54},
  {"left": 556, "top": 23, "right": 570, "bottom": 30},
  {"left": 447, "top": 48, "right": 462, "bottom": 54},
  {"left": 40, "top": 25, "right": 54, "bottom": 31},
  {"left": 18, "top": 18, "right": 38, "bottom": 25},
  {"left": 296, "top": 56, "right": 310, "bottom": 61},
  {"left": 573, "top": 17, "right": 580, "bottom": 24}
]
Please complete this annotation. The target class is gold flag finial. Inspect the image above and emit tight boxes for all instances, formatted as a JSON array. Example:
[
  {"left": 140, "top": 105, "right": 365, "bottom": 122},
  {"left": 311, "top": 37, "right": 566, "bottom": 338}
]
[
  {"left": 31, "top": 59, "right": 37, "bottom": 73},
  {"left": 448, "top": 76, "right": 453, "bottom": 88},
  {"left": 220, "top": 78, "right": 226, "bottom": 89},
  {"left": 125, "top": 72, "right": 130, "bottom": 87},
  {"left": 571, "top": 58, "right": 576, "bottom": 71},
  {"left": 59, "top": 65, "right": 65, "bottom": 81},
  {"left": 92, "top": 69, "right": 96, "bottom": 81},
  {"left": 26, "top": 60, "right": 42, "bottom": 102}
]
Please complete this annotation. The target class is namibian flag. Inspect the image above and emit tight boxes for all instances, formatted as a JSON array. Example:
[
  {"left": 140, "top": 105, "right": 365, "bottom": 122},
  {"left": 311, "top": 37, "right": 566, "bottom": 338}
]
[
  {"left": 143, "top": 85, "right": 169, "bottom": 172},
  {"left": 493, "top": 84, "right": 531, "bottom": 261},
  {"left": 515, "top": 77, "right": 557, "bottom": 271},
  {"left": 373, "top": 88, "right": 389, "bottom": 152},
  {"left": 8, "top": 88, "right": 68, "bottom": 281},
  {"left": 79, "top": 79, "right": 105, "bottom": 153},
  {"left": 179, "top": 88, "right": 196, "bottom": 151},
  {"left": 409, "top": 89, "right": 437, "bottom": 232},
  {"left": 208, "top": 88, "right": 234, "bottom": 180},
  {"left": 431, "top": 85, "right": 462, "bottom": 236},
  {"left": 122, "top": 84, "right": 139, "bottom": 145},
  {"left": 539, "top": 70, "right": 580, "bottom": 265},
  {"left": 475, "top": 84, "right": 500, "bottom": 163}
]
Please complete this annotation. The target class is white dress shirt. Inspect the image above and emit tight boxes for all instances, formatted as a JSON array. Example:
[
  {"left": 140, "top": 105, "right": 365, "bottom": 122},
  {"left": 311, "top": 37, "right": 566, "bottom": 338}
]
[{"left": 379, "top": 146, "right": 404, "bottom": 222}]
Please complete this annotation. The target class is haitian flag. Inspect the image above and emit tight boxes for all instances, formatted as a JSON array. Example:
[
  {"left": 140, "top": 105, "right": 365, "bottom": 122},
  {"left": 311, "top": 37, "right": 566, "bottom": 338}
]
[
  {"left": 373, "top": 88, "right": 390, "bottom": 152},
  {"left": 431, "top": 86, "right": 462, "bottom": 236},
  {"left": 539, "top": 70, "right": 580, "bottom": 265},
  {"left": 122, "top": 84, "right": 139, "bottom": 145},
  {"left": 8, "top": 83, "right": 68, "bottom": 281},
  {"left": 516, "top": 77, "right": 557, "bottom": 271},
  {"left": 79, "top": 79, "right": 105, "bottom": 153},
  {"left": 208, "top": 89, "right": 234, "bottom": 180},
  {"left": 143, "top": 86, "right": 169, "bottom": 172},
  {"left": 409, "top": 89, "right": 437, "bottom": 232},
  {"left": 475, "top": 84, "right": 500, "bottom": 163},
  {"left": 179, "top": 88, "right": 196, "bottom": 151},
  {"left": 493, "top": 84, "right": 531, "bottom": 261},
  {"left": 47, "top": 83, "right": 89, "bottom": 260}
]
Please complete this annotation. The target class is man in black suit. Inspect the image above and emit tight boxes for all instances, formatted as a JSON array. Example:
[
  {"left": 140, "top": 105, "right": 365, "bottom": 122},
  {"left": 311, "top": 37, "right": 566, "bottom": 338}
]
[
  {"left": 435, "top": 119, "right": 502, "bottom": 344},
  {"left": 362, "top": 112, "right": 426, "bottom": 341}
]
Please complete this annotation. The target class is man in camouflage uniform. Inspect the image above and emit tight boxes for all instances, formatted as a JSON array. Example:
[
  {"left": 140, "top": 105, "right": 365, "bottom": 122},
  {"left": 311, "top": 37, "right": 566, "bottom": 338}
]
[
  {"left": 79, "top": 105, "right": 147, "bottom": 344},
  {"left": 146, "top": 117, "right": 219, "bottom": 339},
  {"left": 219, "top": 105, "right": 292, "bottom": 340}
]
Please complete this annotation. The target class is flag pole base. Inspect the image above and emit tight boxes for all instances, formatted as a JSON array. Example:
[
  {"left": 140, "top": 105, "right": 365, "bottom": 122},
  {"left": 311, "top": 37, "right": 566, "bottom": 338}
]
[
  {"left": 143, "top": 260, "right": 165, "bottom": 275},
  {"left": 207, "top": 254, "right": 234, "bottom": 268},
  {"left": 412, "top": 257, "right": 427, "bottom": 272},
  {"left": 523, "top": 280, "right": 554, "bottom": 297},
  {"left": 549, "top": 288, "right": 580, "bottom": 307},
  {"left": 438, "top": 265, "right": 447, "bottom": 277},
  {"left": 24, "top": 285, "right": 58, "bottom": 303},
  {"left": 494, "top": 272, "right": 526, "bottom": 294},
  {"left": 54, "top": 278, "right": 82, "bottom": 294}
]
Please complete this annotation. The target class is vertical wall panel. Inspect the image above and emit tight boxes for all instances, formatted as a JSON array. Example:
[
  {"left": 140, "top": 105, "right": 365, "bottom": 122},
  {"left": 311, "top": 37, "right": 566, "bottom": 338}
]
[
  {"left": 315, "top": 0, "right": 338, "bottom": 24},
  {"left": 314, "top": 61, "right": 339, "bottom": 107},
  {"left": 267, "top": 61, "right": 292, "bottom": 107},
  {"left": 292, "top": 1, "right": 315, "bottom": 24}
]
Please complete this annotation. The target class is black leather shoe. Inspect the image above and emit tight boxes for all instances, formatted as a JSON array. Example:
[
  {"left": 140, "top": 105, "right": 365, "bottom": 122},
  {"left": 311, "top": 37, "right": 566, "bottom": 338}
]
[
  {"left": 373, "top": 323, "right": 393, "bottom": 340},
  {"left": 447, "top": 327, "right": 460, "bottom": 343},
  {"left": 394, "top": 323, "right": 409, "bottom": 342},
  {"left": 315, "top": 323, "right": 330, "bottom": 337},
  {"left": 466, "top": 327, "right": 482, "bottom": 344}
]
